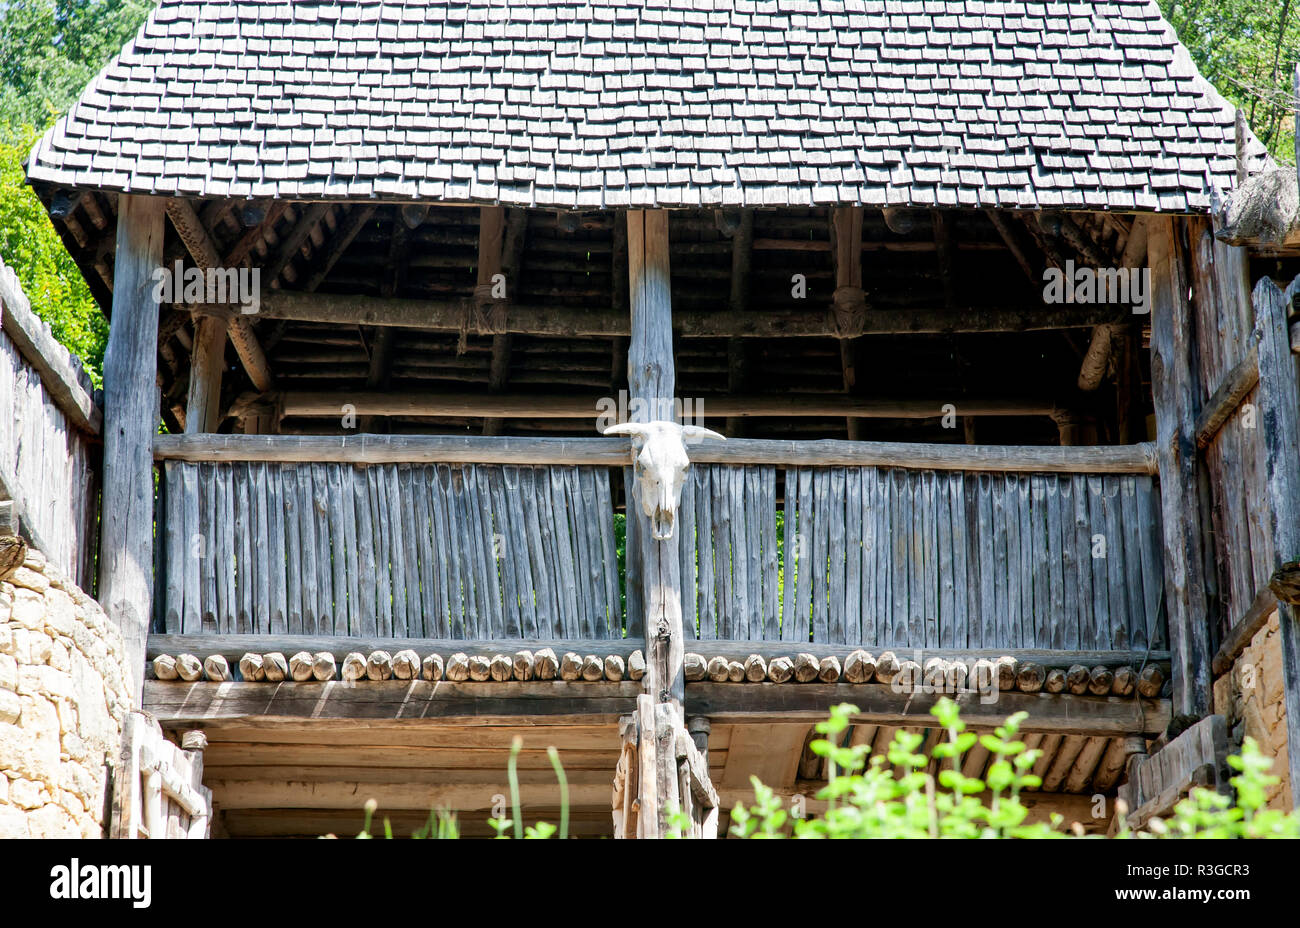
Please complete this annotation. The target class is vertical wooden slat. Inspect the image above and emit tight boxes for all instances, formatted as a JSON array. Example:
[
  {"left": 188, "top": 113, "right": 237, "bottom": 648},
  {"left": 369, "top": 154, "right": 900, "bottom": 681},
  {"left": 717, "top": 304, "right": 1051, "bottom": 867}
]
[
  {"left": 760, "top": 465, "right": 779, "bottom": 641},
  {"left": 712, "top": 464, "right": 732, "bottom": 638},
  {"left": 697, "top": 466, "right": 716, "bottom": 640},
  {"left": 859, "top": 467, "right": 877, "bottom": 647},
  {"left": 596, "top": 468, "right": 620, "bottom": 637},
  {"left": 1103, "top": 475, "right": 1130, "bottom": 650},
  {"left": 795, "top": 467, "right": 814, "bottom": 645},
  {"left": 255, "top": 462, "right": 277, "bottom": 635},
  {"left": 677, "top": 467, "right": 698, "bottom": 639},
  {"left": 621, "top": 467, "right": 641, "bottom": 639},
  {"left": 843, "top": 466, "right": 861, "bottom": 646},
  {"left": 977, "top": 473, "right": 996, "bottom": 649},
  {"left": 410, "top": 465, "right": 437, "bottom": 637},
  {"left": 1119, "top": 475, "right": 1148, "bottom": 651},
  {"left": 1017, "top": 476, "right": 1034, "bottom": 648},
  {"left": 163, "top": 462, "right": 184, "bottom": 634},
  {"left": 730, "top": 467, "right": 751, "bottom": 641},
  {"left": 922, "top": 471, "right": 939, "bottom": 649},
  {"left": 1072, "top": 475, "right": 1095, "bottom": 652},
  {"left": 499, "top": 466, "right": 529, "bottom": 638},
  {"left": 388, "top": 465, "right": 411, "bottom": 638},
  {"left": 311, "top": 463, "right": 334, "bottom": 635},
  {"left": 1058, "top": 475, "right": 1078, "bottom": 650},
  {"left": 1043, "top": 474, "right": 1063, "bottom": 650},
  {"left": 181, "top": 463, "right": 200, "bottom": 635},
  {"left": 296, "top": 464, "right": 318, "bottom": 636},
  {"left": 826, "top": 467, "right": 845, "bottom": 644},
  {"left": 518, "top": 467, "right": 551, "bottom": 637},
  {"left": 549, "top": 467, "right": 579, "bottom": 638},
  {"left": 991, "top": 474, "right": 1009, "bottom": 649},
  {"left": 234, "top": 462, "right": 253, "bottom": 635},
  {"left": 1030, "top": 475, "right": 1048, "bottom": 648},
  {"left": 428, "top": 465, "right": 456, "bottom": 637},
  {"left": 1135, "top": 478, "right": 1166, "bottom": 649},
  {"left": 1003, "top": 475, "right": 1022, "bottom": 648},
  {"left": 327, "top": 465, "right": 351, "bottom": 636},
  {"left": 1086, "top": 475, "right": 1111, "bottom": 650},
  {"left": 353, "top": 466, "right": 377, "bottom": 637},
  {"left": 745, "top": 466, "right": 764, "bottom": 641},
  {"left": 281, "top": 464, "right": 303, "bottom": 635}
]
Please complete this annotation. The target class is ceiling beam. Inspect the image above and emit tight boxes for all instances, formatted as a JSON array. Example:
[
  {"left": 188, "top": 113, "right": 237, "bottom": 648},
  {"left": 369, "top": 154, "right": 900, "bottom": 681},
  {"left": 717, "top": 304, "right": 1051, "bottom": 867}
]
[{"left": 254, "top": 291, "right": 1127, "bottom": 337}]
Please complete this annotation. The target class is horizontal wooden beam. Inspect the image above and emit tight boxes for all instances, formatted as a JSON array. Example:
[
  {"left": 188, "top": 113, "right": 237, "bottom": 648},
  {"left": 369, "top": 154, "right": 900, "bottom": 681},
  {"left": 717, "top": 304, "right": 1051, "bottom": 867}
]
[
  {"left": 1194, "top": 343, "right": 1259, "bottom": 448},
  {"left": 144, "top": 679, "right": 1169, "bottom": 735},
  {"left": 254, "top": 291, "right": 1127, "bottom": 338},
  {"left": 1210, "top": 585, "right": 1278, "bottom": 677},
  {"left": 272, "top": 391, "right": 1062, "bottom": 420},
  {"left": 153, "top": 433, "right": 1159, "bottom": 474},
  {"left": 689, "top": 683, "right": 1171, "bottom": 736}
]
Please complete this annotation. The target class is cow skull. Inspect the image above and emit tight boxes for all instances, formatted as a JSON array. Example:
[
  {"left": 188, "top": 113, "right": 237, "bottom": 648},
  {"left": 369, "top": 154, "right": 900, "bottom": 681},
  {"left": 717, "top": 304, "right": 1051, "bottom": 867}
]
[{"left": 602, "top": 420, "right": 725, "bottom": 540}]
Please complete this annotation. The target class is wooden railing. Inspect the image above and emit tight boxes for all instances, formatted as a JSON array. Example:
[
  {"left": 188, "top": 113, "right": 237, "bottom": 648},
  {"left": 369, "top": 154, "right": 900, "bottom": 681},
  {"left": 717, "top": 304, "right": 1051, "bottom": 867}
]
[
  {"left": 156, "top": 458, "right": 622, "bottom": 639},
  {"left": 0, "top": 259, "right": 101, "bottom": 589},
  {"left": 155, "top": 434, "right": 1165, "bottom": 654},
  {"left": 673, "top": 466, "right": 1165, "bottom": 652}
]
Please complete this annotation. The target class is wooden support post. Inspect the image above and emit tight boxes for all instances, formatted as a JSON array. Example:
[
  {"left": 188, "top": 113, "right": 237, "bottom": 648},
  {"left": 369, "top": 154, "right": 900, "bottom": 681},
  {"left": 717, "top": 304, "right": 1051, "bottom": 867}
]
[
  {"left": 102, "top": 195, "right": 166, "bottom": 707},
  {"left": 1253, "top": 274, "right": 1300, "bottom": 797},
  {"left": 626, "top": 208, "right": 685, "bottom": 737},
  {"left": 831, "top": 207, "right": 866, "bottom": 439},
  {"left": 726, "top": 210, "right": 753, "bottom": 437},
  {"left": 184, "top": 311, "right": 227, "bottom": 433},
  {"left": 688, "top": 716, "right": 710, "bottom": 767},
  {"left": 1148, "top": 216, "right": 1211, "bottom": 718}
]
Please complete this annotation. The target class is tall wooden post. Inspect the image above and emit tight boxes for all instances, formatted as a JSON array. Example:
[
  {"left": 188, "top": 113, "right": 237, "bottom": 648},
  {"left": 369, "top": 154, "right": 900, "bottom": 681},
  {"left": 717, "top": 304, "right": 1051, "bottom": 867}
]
[
  {"left": 185, "top": 310, "right": 227, "bottom": 433},
  {"left": 101, "top": 195, "right": 166, "bottom": 706},
  {"left": 831, "top": 207, "right": 865, "bottom": 440},
  {"left": 627, "top": 209, "right": 684, "bottom": 835},
  {"left": 1253, "top": 274, "right": 1300, "bottom": 799},
  {"left": 1148, "top": 216, "right": 1211, "bottom": 718}
]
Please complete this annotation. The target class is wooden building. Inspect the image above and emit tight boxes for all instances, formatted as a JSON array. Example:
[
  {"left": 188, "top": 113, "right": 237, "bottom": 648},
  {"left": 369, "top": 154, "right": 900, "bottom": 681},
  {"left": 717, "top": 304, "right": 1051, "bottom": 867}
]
[{"left": 14, "top": 0, "right": 1300, "bottom": 836}]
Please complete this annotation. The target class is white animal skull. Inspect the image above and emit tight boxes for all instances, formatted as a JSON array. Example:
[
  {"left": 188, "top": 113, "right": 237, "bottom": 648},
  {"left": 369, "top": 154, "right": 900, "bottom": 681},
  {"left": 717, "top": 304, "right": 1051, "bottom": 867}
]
[{"left": 602, "top": 420, "right": 725, "bottom": 540}]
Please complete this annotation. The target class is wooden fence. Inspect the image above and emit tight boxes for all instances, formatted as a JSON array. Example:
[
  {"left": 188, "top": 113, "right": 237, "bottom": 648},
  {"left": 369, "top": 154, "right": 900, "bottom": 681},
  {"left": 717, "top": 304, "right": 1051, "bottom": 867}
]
[
  {"left": 155, "top": 434, "right": 1167, "bottom": 653},
  {"left": 0, "top": 259, "right": 100, "bottom": 589},
  {"left": 156, "top": 460, "right": 623, "bottom": 640},
  {"left": 673, "top": 465, "right": 1165, "bottom": 651}
]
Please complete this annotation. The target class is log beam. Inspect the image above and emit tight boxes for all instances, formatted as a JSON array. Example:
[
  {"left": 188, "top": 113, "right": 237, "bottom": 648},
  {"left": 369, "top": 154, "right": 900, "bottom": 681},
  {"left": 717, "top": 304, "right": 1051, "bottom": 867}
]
[
  {"left": 253, "top": 290, "right": 1127, "bottom": 337},
  {"left": 265, "top": 391, "right": 1064, "bottom": 420},
  {"left": 152, "top": 433, "right": 1159, "bottom": 474}
]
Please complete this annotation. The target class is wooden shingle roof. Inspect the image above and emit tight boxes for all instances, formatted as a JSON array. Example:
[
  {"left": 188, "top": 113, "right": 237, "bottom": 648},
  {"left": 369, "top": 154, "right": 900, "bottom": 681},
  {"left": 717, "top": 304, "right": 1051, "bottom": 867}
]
[{"left": 26, "top": 0, "right": 1269, "bottom": 211}]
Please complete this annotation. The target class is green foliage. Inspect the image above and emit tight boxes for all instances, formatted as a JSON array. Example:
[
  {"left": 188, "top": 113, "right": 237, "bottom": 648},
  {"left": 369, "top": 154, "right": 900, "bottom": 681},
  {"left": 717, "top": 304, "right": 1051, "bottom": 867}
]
[
  {"left": 0, "top": 0, "right": 153, "bottom": 128},
  {"left": 0, "top": 125, "right": 105, "bottom": 382},
  {"left": 1161, "top": 0, "right": 1299, "bottom": 164},
  {"left": 728, "top": 700, "right": 1300, "bottom": 839}
]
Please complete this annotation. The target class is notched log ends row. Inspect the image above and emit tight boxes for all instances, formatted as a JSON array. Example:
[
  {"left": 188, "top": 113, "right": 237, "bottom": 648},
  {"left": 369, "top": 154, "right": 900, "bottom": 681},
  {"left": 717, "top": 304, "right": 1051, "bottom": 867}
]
[
  {"left": 150, "top": 648, "right": 1169, "bottom": 699},
  {"left": 153, "top": 647, "right": 640, "bottom": 684}
]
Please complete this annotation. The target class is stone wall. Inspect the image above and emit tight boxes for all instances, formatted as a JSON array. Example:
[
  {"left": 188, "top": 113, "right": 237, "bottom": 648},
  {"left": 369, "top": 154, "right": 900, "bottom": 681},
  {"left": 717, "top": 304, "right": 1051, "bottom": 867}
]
[
  {"left": 1213, "top": 609, "right": 1293, "bottom": 811},
  {"left": 0, "top": 546, "right": 132, "bottom": 837}
]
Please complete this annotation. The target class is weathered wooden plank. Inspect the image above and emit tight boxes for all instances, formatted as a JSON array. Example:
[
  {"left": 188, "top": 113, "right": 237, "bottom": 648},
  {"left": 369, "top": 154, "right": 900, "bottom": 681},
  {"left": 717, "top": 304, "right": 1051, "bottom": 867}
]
[
  {"left": 1058, "top": 475, "right": 1079, "bottom": 651},
  {"left": 677, "top": 467, "right": 698, "bottom": 638},
  {"left": 235, "top": 462, "right": 254, "bottom": 635},
  {"left": 1045, "top": 475, "right": 1065, "bottom": 651},
  {"left": 154, "top": 433, "right": 1158, "bottom": 474},
  {"left": 326, "top": 465, "right": 349, "bottom": 636},
  {"left": 520, "top": 467, "right": 553, "bottom": 638},
  {"left": 1029, "top": 475, "right": 1048, "bottom": 649},
  {"left": 1119, "top": 476, "right": 1148, "bottom": 651},
  {"left": 812, "top": 468, "right": 831, "bottom": 644},
  {"left": 826, "top": 467, "right": 846, "bottom": 644},
  {"left": 163, "top": 462, "right": 184, "bottom": 634},
  {"left": 697, "top": 466, "right": 717, "bottom": 640},
  {"left": 296, "top": 464, "right": 319, "bottom": 636},
  {"left": 843, "top": 467, "right": 862, "bottom": 647},
  {"left": 1103, "top": 476, "right": 1130, "bottom": 650},
  {"left": 1071, "top": 475, "right": 1093, "bottom": 652},
  {"left": 352, "top": 464, "right": 377, "bottom": 637},
  {"left": 746, "top": 466, "right": 765, "bottom": 640},
  {"left": 181, "top": 463, "right": 201, "bottom": 636},
  {"left": 252, "top": 462, "right": 273, "bottom": 636},
  {"left": 549, "top": 467, "right": 580, "bottom": 639},
  {"left": 387, "top": 465, "right": 411, "bottom": 638},
  {"left": 283, "top": 464, "right": 304, "bottom": 635}
]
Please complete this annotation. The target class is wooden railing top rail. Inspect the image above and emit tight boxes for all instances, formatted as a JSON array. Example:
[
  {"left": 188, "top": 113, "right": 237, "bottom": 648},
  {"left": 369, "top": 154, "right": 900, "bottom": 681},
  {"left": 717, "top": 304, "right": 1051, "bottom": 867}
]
[{"left": 154, "top": 434, "right": 1159, "bottom": 475}]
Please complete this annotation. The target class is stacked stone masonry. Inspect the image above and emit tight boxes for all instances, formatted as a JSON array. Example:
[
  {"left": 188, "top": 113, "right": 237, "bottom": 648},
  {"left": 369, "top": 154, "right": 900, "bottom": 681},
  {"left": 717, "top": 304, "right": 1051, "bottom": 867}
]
[
  {"left": 1213, "top": 610, "right": 1293, "bottom": 811},
  {"left": 0, "top": 546, "right": 132, "bottom": 838}
]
